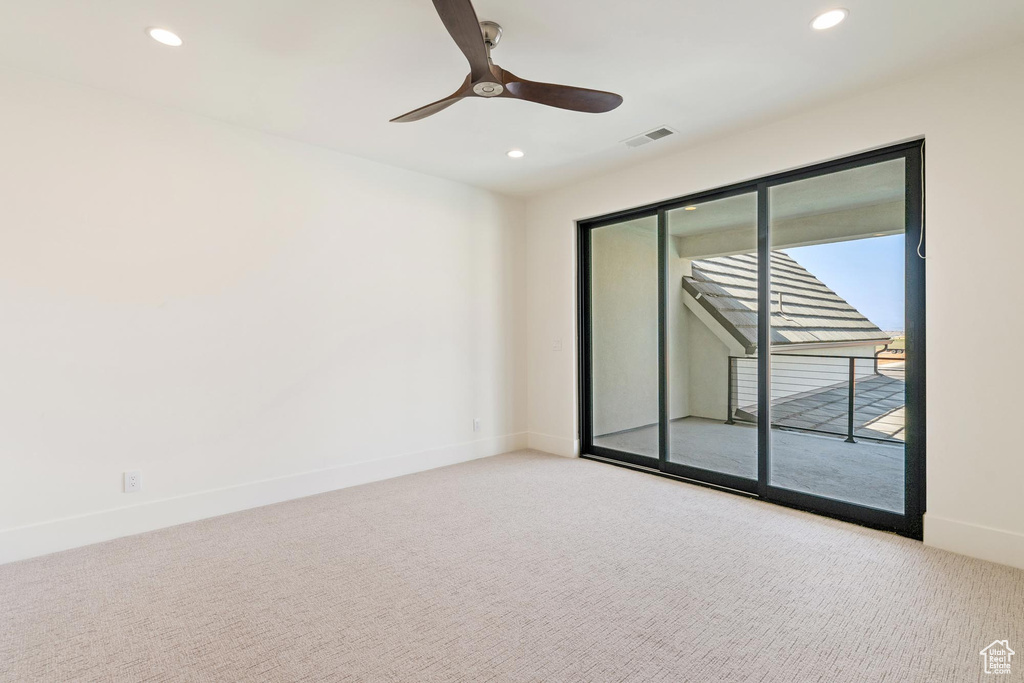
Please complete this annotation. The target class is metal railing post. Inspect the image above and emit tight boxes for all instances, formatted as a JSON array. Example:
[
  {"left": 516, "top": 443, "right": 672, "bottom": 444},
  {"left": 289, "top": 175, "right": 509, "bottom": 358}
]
[
  {"left": 845, "top": 357, "right": 857, "bottom": 443},
  {"left": 726, "top": 357, "right": 735, "bottom": 424}
]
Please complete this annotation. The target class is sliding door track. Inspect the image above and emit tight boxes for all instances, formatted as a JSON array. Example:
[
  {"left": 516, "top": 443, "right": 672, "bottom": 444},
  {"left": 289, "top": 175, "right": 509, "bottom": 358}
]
[{"left": 580, "top": 453, "right": 757, "bottom": 498}]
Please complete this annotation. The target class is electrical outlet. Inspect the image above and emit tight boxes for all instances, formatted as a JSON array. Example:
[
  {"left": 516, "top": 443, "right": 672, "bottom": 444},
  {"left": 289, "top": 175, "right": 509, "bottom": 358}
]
[
  {"left": 473, "top": 418, "right": 481, "bottom": 432},
  {"left": 124, "top": 471, "right": 141, "bottom": 493}
]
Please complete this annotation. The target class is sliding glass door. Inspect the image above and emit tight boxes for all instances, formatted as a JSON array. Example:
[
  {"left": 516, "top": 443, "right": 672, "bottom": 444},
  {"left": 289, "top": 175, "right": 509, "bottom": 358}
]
[
  {"left": 663, "top": 192, "right": 759, "bottom": 492},
  {"left": 587, "top": 215, "right": 660, "bottom": 467},
  {"left": 578, "top": 142, "right": 924, "bottom": 538},
  {"left": 767, "top": 158, "right": 911, "bottom": 525}
]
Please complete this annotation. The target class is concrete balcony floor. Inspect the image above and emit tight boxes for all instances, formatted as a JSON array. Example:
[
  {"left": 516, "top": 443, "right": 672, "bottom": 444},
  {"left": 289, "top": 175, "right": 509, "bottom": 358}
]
[{"left": 594, "top": 417, "right": 904, "bottom": 513}]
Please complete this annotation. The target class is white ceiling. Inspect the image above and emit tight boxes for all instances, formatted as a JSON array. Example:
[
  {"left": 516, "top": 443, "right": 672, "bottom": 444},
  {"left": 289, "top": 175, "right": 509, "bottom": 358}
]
[{"left": 1, "top": 1, "right": 1022, "bottom": 195}]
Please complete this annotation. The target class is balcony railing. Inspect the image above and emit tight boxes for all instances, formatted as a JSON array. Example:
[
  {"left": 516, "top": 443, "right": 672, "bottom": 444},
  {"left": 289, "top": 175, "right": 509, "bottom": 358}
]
[{"left": 727, "top": 354, "right": 905, "bottom": 444}]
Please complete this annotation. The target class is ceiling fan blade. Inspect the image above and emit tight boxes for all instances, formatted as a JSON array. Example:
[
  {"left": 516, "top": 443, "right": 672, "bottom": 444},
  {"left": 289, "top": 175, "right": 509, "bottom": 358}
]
[
  {"left": 390, "top": 95, "right": 464, "bottom": 123},
  {"left": 391, "top": 76, "right": 472, "bottom": 123},
  {"left": 432, "top": 0, "right": 492, "bottom": 81},
  {"left": 501, "top": 71, "right": 623, "bottom": 113}
]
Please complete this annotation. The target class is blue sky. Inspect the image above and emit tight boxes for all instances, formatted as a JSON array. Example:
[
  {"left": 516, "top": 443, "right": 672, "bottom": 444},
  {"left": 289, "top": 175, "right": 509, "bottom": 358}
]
[{"left": 783, "top": 235, "right": 905, "bottom": 332}]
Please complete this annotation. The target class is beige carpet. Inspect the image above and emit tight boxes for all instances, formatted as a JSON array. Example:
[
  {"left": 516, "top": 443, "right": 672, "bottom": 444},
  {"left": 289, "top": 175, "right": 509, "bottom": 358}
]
[{"left": 1, "top": 451, "right": 1022, "bottom": 682}]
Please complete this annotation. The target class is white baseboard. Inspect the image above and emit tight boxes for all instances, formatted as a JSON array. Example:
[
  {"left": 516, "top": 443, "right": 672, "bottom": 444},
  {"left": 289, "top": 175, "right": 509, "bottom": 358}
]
[
  {"left": 527, "top": 432, "right": 578, "bottom": 457},
  {"left": 925, "top": 514, "right": 1024, "bottom": 571},
  {"left": 0, "top": 432, "right": 528, "bottom": 565}
]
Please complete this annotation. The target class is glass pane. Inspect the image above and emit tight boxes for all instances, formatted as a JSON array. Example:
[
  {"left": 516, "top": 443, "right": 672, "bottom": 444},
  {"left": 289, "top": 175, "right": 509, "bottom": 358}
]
[
  {"left": 591, "top": 215, "right": 659, "bottom": 459},
  {"left": 665, "top": 194, "right": 758, "bottom": 480},
  {"left": 768, "top": 159, "right": 907, "bottom": 513}
]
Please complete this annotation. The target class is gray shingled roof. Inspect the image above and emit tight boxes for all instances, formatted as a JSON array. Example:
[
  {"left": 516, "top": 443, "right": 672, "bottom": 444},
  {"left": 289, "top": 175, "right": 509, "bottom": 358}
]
[{"left": 681, "top": 251, "right": 891, "bottom": 352}]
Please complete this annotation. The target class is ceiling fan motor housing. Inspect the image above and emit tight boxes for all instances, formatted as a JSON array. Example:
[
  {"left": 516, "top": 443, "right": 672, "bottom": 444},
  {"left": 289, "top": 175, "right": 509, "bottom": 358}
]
[
  {"left": 473, "top": 81, "right": 504, "bottom": 97},
  {"left": 472, "top": 22, "right": 504, "bottom": 96}
]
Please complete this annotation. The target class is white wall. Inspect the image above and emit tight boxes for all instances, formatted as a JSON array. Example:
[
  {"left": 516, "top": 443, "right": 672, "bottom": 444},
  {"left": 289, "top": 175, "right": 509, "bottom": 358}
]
[
  {"left": 667, "top": 248, "right": 691, "bottom": 421},
  {"left": 590, "top": 218, "right": 659, "bottom": 435},
  {"left": 0, "top": 67, "right": 527, "bottom": 563},
  {"left": 684, "top": 306, "right": 729, "bottom": 420},
  {"left": 525, "top": 43, "right": 1024, "bottom": 570}
]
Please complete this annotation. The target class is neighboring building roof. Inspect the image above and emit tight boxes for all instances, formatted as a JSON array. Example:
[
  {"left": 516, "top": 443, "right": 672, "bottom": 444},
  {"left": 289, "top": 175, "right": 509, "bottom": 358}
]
[{"left": 681, "top": 251, "right": 892, "bottom": 353}]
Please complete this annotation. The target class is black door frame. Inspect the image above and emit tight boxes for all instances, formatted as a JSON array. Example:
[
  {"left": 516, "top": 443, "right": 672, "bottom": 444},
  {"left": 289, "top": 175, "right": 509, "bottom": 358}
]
[{"left": 577, "top": 140, "right": 925, "bottom": 539}]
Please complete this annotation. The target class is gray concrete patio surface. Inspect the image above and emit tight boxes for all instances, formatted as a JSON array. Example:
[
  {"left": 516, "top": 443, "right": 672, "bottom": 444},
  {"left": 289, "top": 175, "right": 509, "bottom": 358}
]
[{"left": 595, "top": 417, "right": 904, "bottom": 513}]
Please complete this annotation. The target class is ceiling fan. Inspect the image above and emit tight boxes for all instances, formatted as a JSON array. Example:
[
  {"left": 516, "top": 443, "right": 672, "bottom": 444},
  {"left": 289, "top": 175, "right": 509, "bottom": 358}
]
[{"left": 390, "top": 0, "right": 624, "bottom": 123}]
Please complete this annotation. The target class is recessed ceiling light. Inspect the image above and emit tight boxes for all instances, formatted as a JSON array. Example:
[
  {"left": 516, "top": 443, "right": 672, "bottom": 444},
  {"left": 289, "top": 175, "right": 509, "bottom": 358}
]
[
  {"left": 811, "top": 9, "right": 848, "bottom": 30},
  {"left": 147, "top": 27, "right": 183, "bottom": 47},
  {"left": 684, "top": 206, "right": 698, "bottom": 211},
  {"left": 506, "top": 149, "right": 525, "bottom": 159}
]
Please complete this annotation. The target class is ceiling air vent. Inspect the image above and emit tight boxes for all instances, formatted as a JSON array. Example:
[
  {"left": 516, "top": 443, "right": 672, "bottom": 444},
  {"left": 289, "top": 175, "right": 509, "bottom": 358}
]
[{"left": 623, "top": 126, "right": 677, "bottom": 148}]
